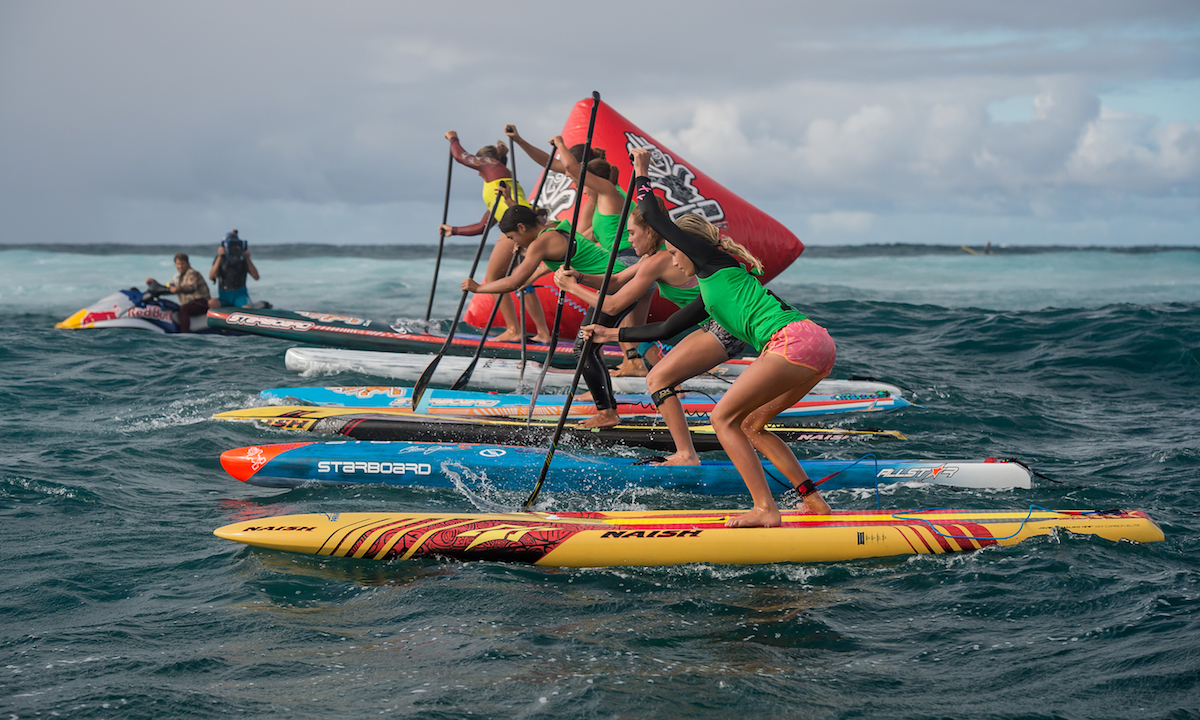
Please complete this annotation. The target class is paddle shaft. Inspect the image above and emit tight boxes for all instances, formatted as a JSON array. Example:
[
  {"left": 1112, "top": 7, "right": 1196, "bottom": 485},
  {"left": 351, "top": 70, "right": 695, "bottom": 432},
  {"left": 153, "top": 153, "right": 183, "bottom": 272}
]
[
  {"left": 425, "top": 148, "right": 455, "bottom": 322},
  {"left": 412, "top": 185, "right": 507, "bottom": 409},
  {"left": 524, "top": 149, "right": 636, "bottom": 509},
  {"left": 526, "top": 91, "right": 601, "bottom": 421},
  {"left": 451, "top": 250, "right": 522, "bottom": 390}
]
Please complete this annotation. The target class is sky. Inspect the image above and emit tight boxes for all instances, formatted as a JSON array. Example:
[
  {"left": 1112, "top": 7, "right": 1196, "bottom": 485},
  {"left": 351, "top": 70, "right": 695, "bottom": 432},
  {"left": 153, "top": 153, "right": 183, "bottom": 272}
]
[{"left": 1, "top": 1, "right": 1198, "bottom": 248}]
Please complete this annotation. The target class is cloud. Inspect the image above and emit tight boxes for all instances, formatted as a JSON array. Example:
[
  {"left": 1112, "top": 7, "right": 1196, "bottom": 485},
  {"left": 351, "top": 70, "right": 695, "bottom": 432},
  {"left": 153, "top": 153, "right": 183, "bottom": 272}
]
[
  {"left": 808, "top": 212, "right": 875, "bottom": 234},
  {"left": 1, "top": 0, "right": 1198, "bottom": 245}
]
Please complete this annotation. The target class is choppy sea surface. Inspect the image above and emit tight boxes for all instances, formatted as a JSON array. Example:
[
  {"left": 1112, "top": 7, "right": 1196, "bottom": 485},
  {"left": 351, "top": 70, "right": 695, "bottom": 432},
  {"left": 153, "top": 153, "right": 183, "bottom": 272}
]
[{"left": 2, "top": 243, "right": 1198, "bottom": 719}]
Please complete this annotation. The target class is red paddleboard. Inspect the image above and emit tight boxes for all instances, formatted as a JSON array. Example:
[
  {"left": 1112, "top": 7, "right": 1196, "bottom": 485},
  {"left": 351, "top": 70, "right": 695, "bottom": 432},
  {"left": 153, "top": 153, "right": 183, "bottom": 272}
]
[{"left": 465, "top": 98, "right": 804, "bottom": 339}]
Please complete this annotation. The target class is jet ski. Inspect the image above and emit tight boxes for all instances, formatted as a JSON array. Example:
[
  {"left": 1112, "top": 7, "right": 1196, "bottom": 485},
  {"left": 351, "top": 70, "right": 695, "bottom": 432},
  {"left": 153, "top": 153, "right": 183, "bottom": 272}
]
[{"left": 56, "top": 281, "right": 271, "bottom": 334}]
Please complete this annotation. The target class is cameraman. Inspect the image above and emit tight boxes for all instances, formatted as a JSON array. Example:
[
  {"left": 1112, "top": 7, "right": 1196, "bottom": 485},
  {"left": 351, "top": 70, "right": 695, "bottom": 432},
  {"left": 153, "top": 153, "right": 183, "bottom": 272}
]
[{"left": 208, "top": 229, "right": 260, "bottom": 308}]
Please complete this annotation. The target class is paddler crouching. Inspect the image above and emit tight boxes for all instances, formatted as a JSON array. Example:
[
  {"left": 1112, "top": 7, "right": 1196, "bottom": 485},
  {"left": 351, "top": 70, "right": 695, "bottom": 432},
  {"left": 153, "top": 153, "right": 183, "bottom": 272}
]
[
  {"left": 580, "top": 148, "right": 835, "bottom": 527},
  {"left": 461, "top": 204, "right": 634, "bottom": 429},
  {"left": 555, "top": 195, "right": 746, "bottom": 468}
]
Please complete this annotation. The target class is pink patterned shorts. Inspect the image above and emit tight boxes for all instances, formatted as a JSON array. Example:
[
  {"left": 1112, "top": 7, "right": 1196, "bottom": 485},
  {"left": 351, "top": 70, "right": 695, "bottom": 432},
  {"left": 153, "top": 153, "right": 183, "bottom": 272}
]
[{"left": 763, "top": 320, "right": 836, "bottom": 376}]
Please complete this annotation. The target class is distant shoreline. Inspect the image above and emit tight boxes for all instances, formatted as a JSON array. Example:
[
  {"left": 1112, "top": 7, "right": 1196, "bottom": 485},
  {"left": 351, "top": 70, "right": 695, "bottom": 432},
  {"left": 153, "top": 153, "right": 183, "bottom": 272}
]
[{"left": 2, "top": 242, "right": 1198, "bottom": 259}]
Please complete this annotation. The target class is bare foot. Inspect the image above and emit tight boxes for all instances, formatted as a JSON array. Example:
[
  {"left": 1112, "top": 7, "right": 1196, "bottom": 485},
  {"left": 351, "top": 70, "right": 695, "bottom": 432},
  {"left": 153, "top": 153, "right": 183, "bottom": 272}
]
[
  {"left": 575, "top": 410, "right": 621, "bottom": 429},
  {"left": 492, "top": 329, "right": 523, "bottom": 343},
  {"left": 651, "top": 452, "right": 700, "bottom": 467},
  {"left": 531, "top": 334, "right": 552, "bottom": 345},
  {"left": 613, "top": 359, "right": 647, "bottom": 377},
  {"left": 725, "top": 506, "right": 782, "bottom": 528},
  {"left": 576, "top": 391, "right": 593, "bottom": 402},
  {"left": 796, "top": 490, "right": 831, "bottom": 516}
]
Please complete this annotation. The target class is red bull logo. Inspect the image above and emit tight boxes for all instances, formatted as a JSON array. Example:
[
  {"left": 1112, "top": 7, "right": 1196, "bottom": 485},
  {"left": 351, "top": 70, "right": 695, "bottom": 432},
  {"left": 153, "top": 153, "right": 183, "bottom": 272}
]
[{"left": 80, "top": 304, "right": 121, "bottom": 325}]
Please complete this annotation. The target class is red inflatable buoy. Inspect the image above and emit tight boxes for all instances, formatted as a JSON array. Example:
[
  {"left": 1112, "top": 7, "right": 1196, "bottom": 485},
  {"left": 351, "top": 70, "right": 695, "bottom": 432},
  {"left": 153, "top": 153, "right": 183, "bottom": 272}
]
[{"left": 465, "top": 98, "right": 804, "bottom": 337}]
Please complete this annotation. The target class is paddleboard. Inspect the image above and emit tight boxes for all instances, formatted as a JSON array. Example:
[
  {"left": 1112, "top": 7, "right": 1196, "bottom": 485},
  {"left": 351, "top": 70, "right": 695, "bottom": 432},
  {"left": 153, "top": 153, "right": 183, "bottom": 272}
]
[
  {"left": 213, "top": 507, "right": 1163, "bottom": 567},
  {"left": 258, "top": 385, "right": 910, "bottom": 420},
  {"left": 214, "top": 406, "right": 906, "bottom": 451},
  {"left": 207, "top": 306, "right": 620, "bottom": 367},
  {"left": 282, "top": 347, "right": 906, "bottom": 397},
  {"left": 221, "top": 440, "right": 1032, "bottom": 492}
]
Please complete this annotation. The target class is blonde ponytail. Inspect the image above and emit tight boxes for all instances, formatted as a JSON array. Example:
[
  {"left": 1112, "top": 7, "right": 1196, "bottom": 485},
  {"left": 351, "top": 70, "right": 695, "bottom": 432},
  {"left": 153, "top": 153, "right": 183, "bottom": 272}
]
[{"left": 673, "top": 214, "right": 763, "bottom": 274}]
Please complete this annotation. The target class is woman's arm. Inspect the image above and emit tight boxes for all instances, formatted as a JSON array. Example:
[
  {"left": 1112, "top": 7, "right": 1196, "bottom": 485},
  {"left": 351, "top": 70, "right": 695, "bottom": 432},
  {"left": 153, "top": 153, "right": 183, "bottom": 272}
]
[
  {"left": 447, "top": 131, "right": 509, "bottom": 182},
  {"left": 617, "top": 296, "right": 709, "bottom": 343},
  {"left": 555, "top": 259, "right": 656, "bottom": 315},
  {"left": 630, "top": 149, "right": 732, "bottom": 277},
  {"left": 505, "top": 126, "right": 569, "bottom": 175},
  {"left": 553, "top": 136, "right": 623, "bottom": 213},
  {"left": 463, "top": 234, "right": 553, "bottom": 295},
  {"left": 442, "top": 210, "right": 491, "bottom": 237},
  {"left": 569, "top": 262, "right": 640, "bottom": 293}
]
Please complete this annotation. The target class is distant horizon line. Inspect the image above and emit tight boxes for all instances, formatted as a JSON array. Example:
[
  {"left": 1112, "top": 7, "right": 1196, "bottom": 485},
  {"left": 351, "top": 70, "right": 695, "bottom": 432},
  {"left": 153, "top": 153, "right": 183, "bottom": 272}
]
[{"left": 3, "top": 241, "right": 1198, "bottom": 258}]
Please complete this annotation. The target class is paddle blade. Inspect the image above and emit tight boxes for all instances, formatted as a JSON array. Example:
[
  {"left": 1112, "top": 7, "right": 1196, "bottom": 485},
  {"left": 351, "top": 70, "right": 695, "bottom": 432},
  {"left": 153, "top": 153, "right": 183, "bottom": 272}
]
[
  {"left": 411, "top": 357, "right": 440, "bottom": 409},
  {"left": 450, "top": 358, "right": 478, "bottom": 392}
]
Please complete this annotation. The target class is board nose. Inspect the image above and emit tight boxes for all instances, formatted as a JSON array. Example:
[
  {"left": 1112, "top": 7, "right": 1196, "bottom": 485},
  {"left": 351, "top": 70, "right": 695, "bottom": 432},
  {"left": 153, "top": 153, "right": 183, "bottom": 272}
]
[{"left": 220, "top": 442, "right": 312, "bottom": 482}]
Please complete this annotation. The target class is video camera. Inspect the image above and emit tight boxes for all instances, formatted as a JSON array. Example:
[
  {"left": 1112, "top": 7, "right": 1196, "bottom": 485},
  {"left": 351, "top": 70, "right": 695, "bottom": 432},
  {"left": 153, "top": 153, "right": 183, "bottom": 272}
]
[{"left": 222, "top": 230, "right": 247, "bottom": 262}]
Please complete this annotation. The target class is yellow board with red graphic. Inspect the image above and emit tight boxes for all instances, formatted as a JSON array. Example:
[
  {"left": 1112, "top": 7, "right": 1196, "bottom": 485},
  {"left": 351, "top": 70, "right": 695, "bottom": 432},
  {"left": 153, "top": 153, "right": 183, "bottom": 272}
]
[{"left": 215, "top": 507, "right": 1163, "bottom": 568}]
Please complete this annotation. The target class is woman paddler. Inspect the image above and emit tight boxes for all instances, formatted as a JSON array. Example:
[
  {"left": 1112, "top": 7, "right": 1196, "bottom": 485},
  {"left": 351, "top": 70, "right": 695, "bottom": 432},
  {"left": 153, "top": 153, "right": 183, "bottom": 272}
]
[
  {"left": 439, "top": 130, "right": 551, "bottom": 344},
  {"left": 581, "top": 149, "right": 836, "bottom": 527},
  {"left": 554, "top": 195, "right": 749, "bottom": 465},
  {"left": 550, "top": 136, "right": 654, "bottom": 378},
  {"left": 461, "top": 205, "right": 630, "bottom": 429}
]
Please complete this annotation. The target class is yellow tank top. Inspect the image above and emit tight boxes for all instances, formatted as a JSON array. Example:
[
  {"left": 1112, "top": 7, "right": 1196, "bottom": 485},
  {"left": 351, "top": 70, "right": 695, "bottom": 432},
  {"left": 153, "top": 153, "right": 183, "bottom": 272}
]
[{"left": 482, "top": 178, "right": 528, "bottom": 220}]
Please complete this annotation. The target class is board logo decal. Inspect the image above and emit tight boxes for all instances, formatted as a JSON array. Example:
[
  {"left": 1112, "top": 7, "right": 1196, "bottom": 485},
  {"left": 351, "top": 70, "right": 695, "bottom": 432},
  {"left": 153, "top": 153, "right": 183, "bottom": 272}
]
[
  {"left": 226, "top": 313, "right": 314, "bottom": 332},
  {"left": 455, "top": 524, "right": 560, "bottom": 551},
  {"left": 294, "top": 312, "right": 372, "bottom": 326}
]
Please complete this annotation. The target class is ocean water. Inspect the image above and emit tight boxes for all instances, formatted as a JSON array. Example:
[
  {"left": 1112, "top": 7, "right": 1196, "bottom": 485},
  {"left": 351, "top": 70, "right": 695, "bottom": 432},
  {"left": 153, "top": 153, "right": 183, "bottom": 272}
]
[{"left": 2, "top": 244, "right": 1198, "bottom": 719}]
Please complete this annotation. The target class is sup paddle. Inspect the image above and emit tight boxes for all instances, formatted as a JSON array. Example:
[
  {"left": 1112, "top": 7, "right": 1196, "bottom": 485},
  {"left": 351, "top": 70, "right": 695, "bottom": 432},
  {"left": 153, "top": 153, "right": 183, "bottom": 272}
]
[
  {"left": 456, "top": 132, "right": 561, "bottom": 392},
  {"left": 412, "top": 184, "right": 507, "bottom": 410},
  {"left": 523, "top": 150, "right": 635, "bottom": 510},
  {"left": 425, "top": 147, "right": 455, "bottom": 322},
  {"left": 526, "top": 91, "right": 601, "bottom": 422},
  {"left": 451, "top": 250, "right": 521, "bottom": 391},
  {"left": 518, "top": 141, "right": 560, "bottom": 387}
]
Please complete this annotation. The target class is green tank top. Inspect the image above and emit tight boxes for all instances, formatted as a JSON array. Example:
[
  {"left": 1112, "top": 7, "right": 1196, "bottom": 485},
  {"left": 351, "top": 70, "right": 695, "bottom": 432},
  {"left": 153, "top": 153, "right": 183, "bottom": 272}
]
[
  {"left": 698, "top": 266, "right": 808, "bottom": 351},
  {"left": 539, "top": 221, "right": 613, "bottom": 276},
  {"left": 591, "top": 186, "right": 632, "bottom": 255},
  {"left": 655, "top": 277, "right": 700, "bottom": 309}
]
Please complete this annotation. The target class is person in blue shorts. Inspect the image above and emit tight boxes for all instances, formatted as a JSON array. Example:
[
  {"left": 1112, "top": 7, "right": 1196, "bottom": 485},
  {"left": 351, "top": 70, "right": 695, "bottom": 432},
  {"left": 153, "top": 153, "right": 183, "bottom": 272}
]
[{"left": 208, "top": 230, "right": 260, "bottom": 308}]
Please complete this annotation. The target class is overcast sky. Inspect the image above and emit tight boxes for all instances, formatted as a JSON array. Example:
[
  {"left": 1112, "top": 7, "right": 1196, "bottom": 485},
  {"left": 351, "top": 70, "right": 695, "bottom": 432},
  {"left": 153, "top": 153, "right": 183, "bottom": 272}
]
[{"left": 2, "top": 1, "right": 1198, "bottom": 247}]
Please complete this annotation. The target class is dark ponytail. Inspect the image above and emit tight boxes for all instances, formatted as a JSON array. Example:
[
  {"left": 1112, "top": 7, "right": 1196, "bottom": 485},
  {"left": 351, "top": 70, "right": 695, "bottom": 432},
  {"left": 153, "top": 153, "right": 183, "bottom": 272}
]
[{"left": 498, "top": 205, "right": 540, "bottom": 233}]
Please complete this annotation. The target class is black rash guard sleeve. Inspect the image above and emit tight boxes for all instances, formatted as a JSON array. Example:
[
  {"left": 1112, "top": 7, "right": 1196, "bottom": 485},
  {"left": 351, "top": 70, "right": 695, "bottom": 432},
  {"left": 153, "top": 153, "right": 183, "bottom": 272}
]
[
  {"left": 634, "top": 176, "right": 738, "bottom": 279},
  {"left": 617, "top": 296, "right": 709, "bottom": 343}
]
